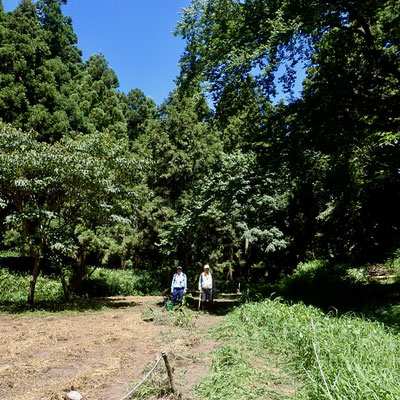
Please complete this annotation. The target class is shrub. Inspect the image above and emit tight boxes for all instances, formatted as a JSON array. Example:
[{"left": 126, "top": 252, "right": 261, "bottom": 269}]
[
  {"left": 79, "top": 268, "right": 164, "bottom": 297},
  {"left": 0, "top": 268, "right": 64, "bottom": 305}
]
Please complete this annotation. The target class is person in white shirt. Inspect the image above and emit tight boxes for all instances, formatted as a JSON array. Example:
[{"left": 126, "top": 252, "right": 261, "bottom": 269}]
[
  {"left": 170, "top": 265, "right": 187, "bottom": 309},
  {"left": 198, "top": 264, "right": 216, "bottom": 314}
]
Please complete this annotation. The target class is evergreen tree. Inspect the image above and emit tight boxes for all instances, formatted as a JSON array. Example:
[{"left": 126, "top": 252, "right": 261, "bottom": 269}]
[
  {"left": 69, "top": 54, "right": 127, "bottom": 137},
  {"left": 0, "top": 0, "right": 84, "bottom": 141},
  {"left": 0, "top": 0, "right": 48, "bottom": 129},
  {"left": 143, "top": 88, "right": 221, "bottom": 201},
  {"left": 36, "top": 0, "right": 82, "bottom": 74},
  {"left": 122, "top": 88, "right": 157, "bottom": 142}
]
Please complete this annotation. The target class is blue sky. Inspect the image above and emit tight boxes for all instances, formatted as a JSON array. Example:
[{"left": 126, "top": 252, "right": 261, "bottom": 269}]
[
  {"left": 3, "top": 0, "right": 190, "bottom": 105},
  {"left": 3, "top": 0, "right": 305, "bottom": 105}
]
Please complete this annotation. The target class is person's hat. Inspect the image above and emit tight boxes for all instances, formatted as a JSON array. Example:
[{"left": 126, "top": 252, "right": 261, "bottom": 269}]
[
  {"left": 204, "top": 264, "right": 210, "bottom": 269},
  {"left": 177, "top": 265, "right": 182, "bottom": 269}
]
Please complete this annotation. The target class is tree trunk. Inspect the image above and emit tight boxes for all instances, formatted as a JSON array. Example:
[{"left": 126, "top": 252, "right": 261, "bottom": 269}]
[
  {"left": 23, "top": 218, "right": 45, "bottom": 306},
  {"left": 74, "top": 244, "right": 86, "bottom": 292},
  {"left": 27, "top": 254, "right": 40, "bottom": 305},
  {"left": 227, "top": 263, "right": 234, "bottom": 281},
  {"left": 59, "top": 261, "right": 70, "bottom": 302},
  {"left": 227, "top": 242, "right": 234, "bottom": 281}
]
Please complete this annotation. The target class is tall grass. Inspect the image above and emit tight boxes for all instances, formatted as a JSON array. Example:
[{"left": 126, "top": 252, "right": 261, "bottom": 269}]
[
  {"left": 195, "top": 340, "right": 296, "bottom": 400},
  {"left": 199, "top": 298, "right": 400, "bottom": 400}
]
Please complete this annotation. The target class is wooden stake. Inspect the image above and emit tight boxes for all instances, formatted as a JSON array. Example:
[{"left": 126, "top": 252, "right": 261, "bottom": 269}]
[{"left": 161, "top": 351, "right": 176, "bottom": 393}]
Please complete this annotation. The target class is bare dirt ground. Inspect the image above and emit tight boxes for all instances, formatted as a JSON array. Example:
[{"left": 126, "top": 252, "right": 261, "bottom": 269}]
[{"left": 0, "top": 296, "right": 222, "bottom": 400}]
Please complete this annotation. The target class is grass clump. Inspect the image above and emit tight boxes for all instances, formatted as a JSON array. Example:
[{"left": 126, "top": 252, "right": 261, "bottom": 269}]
[
  {"left": 195, "top": 341, "right": 295, "bottom": 400},
  {"left": 201, "top": 298, "right": 400, "bottom": 399}
]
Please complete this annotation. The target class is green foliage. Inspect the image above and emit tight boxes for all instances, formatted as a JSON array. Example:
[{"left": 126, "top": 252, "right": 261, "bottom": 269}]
[
  {"left": 261, "top": 261, "right": 365, "bottom": 311},
  {"left": 69, "top": 54, "right": 127, "bottom": 137},
  {"left": 142, "top": 88, "right": 221, "bottom": 199},
  {"left": 0, "top": 267, "right": 164, "bottom": 308},
  {"left": 1, "top": 0, "right": 399, "bottom": 305},
  {"left": 36, "top": 0, "right": 82, "bottom": 69},
  {"left": 0, "top": 123, "right": 142, "bottom": 303},
  {"left": 203, "top": 298, "right": 400, "bottom": 399},
  {"left": 361, "top": 304, "right": 400, "bottom": 332},
  {"left": 386, "top": 249, "right": 400, "bottom": 274},
  {"left": 159, "top": 150, "right": 289, "bottom": 277},
  {"left": 122, "top": 88, "right": 157, "bottom": 142},
  {"left": 0, "top": 0, "right": 85, "bottom": 141},
  {"left": 243, "top": 258, "right": 400, "bottom": 324},
  {"left": 0, "top": 1, "right": 131, "bottom": 141},
  {"left": 196, "top": 341, "right": 295, "bottom": 399},
  {"left": 177, "top": 0, "right": 400, "bottom": 100},
  {"left": 0, "top": 268, "right": 64, "bottom": 305},
  {"left": 0, "top": 249, "right": 20, "bottom": 257},
  {"left": 176, "top": 0, "right": 400, "bottom": 265},
  {"left": 173, "top": 306, "right": 198, "bottom": 327},
  {"left": 82, "top": 268, "right": 164, "bottom": 297}
]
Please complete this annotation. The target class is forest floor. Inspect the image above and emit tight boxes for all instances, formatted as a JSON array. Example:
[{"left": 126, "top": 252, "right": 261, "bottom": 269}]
[{"left": 0, "top": 296, "right": 227, "bottom": 400}]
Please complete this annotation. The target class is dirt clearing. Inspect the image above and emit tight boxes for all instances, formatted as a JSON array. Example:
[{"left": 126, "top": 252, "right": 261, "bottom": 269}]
[{"left": 0, "top": 296, "right": 222, "bottom": 400}]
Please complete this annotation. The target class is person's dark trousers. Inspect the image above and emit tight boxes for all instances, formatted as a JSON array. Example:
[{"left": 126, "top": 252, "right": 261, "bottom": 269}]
[
  {"left": 201, "top": 289, "right": 214, "bottom": 313},
  {"left": 172, "top": 287, "right": 184, "bottom": 307}
]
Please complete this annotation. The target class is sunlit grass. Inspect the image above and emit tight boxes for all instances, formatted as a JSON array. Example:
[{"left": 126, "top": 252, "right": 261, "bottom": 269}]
[{"left": 198, "top": 298, "right": 400, "bottom": 400}]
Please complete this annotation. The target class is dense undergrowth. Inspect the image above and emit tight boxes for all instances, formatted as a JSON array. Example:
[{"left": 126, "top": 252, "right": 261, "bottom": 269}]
[
  {"left": 243, "top": 257, "right": 400, "bottom": 329},
  {"left": 0, "top": 267, "right": 164, "bottom": 312},
  {"left": 195, "top": 256, "right": 400, "bottom": 400}
]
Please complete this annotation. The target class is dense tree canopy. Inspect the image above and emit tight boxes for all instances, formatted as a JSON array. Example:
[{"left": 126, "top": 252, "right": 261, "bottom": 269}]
[{"left": 176, "top": 0, "right": 400, "bottom": 262}]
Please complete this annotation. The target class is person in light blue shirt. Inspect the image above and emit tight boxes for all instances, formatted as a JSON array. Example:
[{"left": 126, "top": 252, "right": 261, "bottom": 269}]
[{"left": 170, "top": 265, "right": 187, "bottom": 309}]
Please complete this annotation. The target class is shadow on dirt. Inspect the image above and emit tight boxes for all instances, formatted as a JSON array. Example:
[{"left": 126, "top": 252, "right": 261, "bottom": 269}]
[
  {"left": 184, "top": 292, "right": 241, "bottom": 316},
  {"left": 0, "top": 293, "right": 241, "bottom": 315},
  {"left": 0, "top": 297, "right": 140, "bottom": 314}
]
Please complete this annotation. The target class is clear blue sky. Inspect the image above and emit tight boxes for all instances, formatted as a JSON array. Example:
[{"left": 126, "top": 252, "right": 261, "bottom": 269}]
[
  {"left": 3, "top": 0, "right": 190, "bottom": 105},
  {"left": 3, "top": 0, "right": 305, "bottom": 104}
]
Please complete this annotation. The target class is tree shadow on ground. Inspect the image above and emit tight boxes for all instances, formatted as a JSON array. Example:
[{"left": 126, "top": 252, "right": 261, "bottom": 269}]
[
  {"left": 184, "top": 292, "right": 241, "bottom": 316},
  {"left": 0, "top": 297, "right": 139, "bottom": 314}
]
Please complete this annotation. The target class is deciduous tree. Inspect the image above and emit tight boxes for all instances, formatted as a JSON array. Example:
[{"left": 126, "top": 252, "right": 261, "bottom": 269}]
[{"left": 0, "top": 124, "right": 139, "bottom": 304}]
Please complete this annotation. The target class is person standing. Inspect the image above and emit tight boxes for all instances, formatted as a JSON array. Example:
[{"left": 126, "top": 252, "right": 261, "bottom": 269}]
[
  {"left": 170, "top": 265, "right": 187, "bottom": 309},
  {"left": 198, "top": 264, "right": 215, "bottom": 314}
]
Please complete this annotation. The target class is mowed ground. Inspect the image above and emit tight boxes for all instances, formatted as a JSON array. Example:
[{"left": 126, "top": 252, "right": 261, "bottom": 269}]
[{"left": 0, "top": 296, "right": 222, "bottom": 400}]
